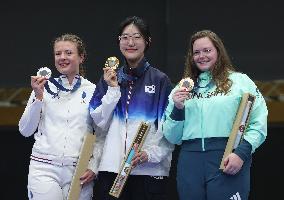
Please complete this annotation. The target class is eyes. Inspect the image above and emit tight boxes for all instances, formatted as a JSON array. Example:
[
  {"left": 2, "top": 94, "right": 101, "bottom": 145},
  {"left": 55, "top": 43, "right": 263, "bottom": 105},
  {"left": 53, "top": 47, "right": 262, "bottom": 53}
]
[
  {"left": 55, "top": 50, "right": 74, "bottom": 57},
  {"left": 119, "top": 33, "right": 143, "bottom": 43},
  {"left": 193, "top": 48, "right": 213, "bottom": 56}
]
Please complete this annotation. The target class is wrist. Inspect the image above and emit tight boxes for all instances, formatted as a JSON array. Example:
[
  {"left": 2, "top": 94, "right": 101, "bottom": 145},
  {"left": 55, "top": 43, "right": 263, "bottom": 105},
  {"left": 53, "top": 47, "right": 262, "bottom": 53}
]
[
  {"left": 174, "top": 103, "right": 184, "bottom": 110},
  {"left": 35, "top": 94, "right": 43, "bottom": 101}
]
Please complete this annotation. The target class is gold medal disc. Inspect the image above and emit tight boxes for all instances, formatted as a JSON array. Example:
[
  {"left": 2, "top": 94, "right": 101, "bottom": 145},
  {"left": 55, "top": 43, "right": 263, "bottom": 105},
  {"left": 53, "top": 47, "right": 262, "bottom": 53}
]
[{"left": 105, "top": 56, "right": 119, "bottom": 70}]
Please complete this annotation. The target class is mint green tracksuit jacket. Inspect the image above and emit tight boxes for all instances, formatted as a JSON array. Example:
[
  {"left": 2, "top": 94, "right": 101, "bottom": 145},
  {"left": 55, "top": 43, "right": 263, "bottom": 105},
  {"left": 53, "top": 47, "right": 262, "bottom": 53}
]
[{"left": 162, "top": 71, "right": 268, "bottom": 153}]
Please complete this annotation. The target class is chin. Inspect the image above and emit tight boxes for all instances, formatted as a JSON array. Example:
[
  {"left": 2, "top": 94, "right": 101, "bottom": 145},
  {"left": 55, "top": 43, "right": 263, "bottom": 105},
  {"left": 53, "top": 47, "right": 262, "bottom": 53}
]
[{"left": 198, "top": 66, "right": 211, "bottom": 72}]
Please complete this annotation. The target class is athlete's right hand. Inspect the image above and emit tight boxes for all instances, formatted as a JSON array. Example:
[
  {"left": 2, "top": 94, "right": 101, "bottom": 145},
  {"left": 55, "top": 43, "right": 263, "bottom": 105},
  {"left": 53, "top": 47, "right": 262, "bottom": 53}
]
[
  {"left": 31, "top": 76, "right": 47, "bottom": 101},
  {"left": 172, "top": 87, "right": 189, "bottom": 109},
  {"left": 103, "top": 67, "right": 118, "bottom": 87}
]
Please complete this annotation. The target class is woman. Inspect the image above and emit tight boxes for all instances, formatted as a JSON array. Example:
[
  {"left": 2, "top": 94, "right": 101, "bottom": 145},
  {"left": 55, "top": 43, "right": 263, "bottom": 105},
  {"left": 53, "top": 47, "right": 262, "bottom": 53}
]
[
  {"left": 89, "top": 16, "right": 174, "bottom": 200},
  {"left": 19, "top": 33, "right": 104, "bottom": 200},
  {"left": 162, "top": 30, "right": 268, "bottom": 200}
]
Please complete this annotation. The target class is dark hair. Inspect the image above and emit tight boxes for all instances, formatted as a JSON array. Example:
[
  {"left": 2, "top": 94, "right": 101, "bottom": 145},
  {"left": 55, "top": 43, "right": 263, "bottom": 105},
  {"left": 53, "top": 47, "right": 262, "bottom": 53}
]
[
  {"left": 184, "top": 30, "right": 235, "bottom": 94},
  {"left": 53, "top": 33, "right": 87, "bottom": 76},
  {"left": 117, "top": 16, "right": 151, "bottom": 51}
]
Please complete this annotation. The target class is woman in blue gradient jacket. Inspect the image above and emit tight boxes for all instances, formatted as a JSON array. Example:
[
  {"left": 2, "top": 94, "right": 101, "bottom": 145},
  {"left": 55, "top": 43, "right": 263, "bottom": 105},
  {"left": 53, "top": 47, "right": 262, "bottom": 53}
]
[
  {"left": 89, "top": 16, "right": 174, "bottom": 200},
  {"left": 162, "top": 30, "right": 268, "bottom": 200}
]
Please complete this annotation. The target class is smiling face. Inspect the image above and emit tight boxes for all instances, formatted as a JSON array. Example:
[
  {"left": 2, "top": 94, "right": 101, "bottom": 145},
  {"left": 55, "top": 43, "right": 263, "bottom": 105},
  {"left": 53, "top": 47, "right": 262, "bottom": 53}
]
[
  {"left": 192, "top": 37, "right": 218, "bottom": 72},
  {"left": 54, "top": 41, "right": 83, "bottom": 81},
  {"left": 119, "top": 24, "right": 146, "bottom": 68}
]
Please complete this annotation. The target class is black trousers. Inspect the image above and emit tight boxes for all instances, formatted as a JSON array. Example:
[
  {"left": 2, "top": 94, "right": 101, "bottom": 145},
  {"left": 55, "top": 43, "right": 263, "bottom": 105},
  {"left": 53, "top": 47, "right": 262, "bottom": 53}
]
[{"left": 93, "top": 171, "right": 168, "bottom": 200}]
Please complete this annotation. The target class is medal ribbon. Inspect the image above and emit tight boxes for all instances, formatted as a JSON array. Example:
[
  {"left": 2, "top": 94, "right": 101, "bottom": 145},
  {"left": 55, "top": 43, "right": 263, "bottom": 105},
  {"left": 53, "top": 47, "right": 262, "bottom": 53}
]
[{"left": 44, "top": 75, "right": 81, "bottom": 98}]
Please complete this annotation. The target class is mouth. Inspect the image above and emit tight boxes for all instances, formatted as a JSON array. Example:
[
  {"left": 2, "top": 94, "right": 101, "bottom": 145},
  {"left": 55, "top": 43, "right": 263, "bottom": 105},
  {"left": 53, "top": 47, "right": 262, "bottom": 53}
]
[
  {"left": 59, "top": 63, "right": 69, "bottom": 68},
  {"left": 125, "top": 48, "right": 137, "bottom": 53},
  {"left": 197, "top": 60, "right": 210, "bottom": 64}
]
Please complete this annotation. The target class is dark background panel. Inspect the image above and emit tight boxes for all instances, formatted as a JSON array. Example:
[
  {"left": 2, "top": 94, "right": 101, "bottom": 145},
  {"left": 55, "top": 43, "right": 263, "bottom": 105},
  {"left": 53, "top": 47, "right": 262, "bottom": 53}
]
[
  {"left": 0, "top": 0, "right": 167, "bottom": 87},
  {"left": 0, "top": 0, "right": 283, "bottom": 87},
  {"left": 1, "top": 124, "right": 283, "bottom": 199},
  {"left": 165, "top": 0, "right": 283, "bottom": 83},
  {"left": 0, "top": 0, "right": 283, "bottom": 199}
]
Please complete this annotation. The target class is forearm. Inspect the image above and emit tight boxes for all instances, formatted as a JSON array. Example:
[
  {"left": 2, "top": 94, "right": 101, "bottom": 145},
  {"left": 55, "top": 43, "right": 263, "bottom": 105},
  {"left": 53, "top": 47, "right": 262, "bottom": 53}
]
[
  {"left": 162, "top": 106, "right": 185, "bottom": 145},
  {"left": 90, "top": 86, "right": 121, "bottom": 130},
  {"left": 19, "top": 95, "right": 42, "bottom": 137},
  {"left": 87, "top": 126, "right": 107, "bottom": 174}
]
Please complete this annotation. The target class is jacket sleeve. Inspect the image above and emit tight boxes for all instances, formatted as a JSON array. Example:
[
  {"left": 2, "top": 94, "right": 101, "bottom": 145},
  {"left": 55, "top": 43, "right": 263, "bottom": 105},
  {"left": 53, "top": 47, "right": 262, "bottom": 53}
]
[
  {"left": 241, "top": 74, "right": 268, "bottom": 152},
  {"left": 142, "top": 76, "right": 175, "bottom": 163},
  {"left": 89, "top": 77, "right": 121, "bottom": 131},
  {"left": 162, "top": 86, "right": 185, "bottom": 145},
  {"left": 87, "top": 124, "right": 107, "bottom": 174},
  {"left": 18, "top": 91, "right": 43, "bottom": 137}
]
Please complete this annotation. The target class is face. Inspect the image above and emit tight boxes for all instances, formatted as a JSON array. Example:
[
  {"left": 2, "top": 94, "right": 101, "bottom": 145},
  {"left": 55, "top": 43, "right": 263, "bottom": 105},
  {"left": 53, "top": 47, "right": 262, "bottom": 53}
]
[
  {"left": 192, "top": 37, "right": 218, "bottom": 72},
  {"left": 54, "top": 41, "right": 83, "bottom": 77},
  {"left": 119, "top": 24, "right": 146, "bottom": 67}
]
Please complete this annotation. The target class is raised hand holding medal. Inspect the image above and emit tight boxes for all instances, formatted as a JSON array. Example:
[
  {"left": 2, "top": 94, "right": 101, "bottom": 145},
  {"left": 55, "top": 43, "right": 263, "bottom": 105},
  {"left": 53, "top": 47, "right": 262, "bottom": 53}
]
[
  {"left": 179, "top": 77, "right": 194, "bottom": 92},
  {"left": 31, "top": 67, "right": 52, "bottom": 100},
  {"left": 103, "top": 56, "right": 120, "bottom": 87},
  {"left": 172, "top": 77, "right": 194, "bottom": 109}
]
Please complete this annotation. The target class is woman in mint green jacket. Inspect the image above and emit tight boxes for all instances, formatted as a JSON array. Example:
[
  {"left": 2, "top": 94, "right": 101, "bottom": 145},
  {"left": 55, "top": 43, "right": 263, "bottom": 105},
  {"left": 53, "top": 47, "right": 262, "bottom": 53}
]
[{"left": 162, "top": 30, "right": 268, "bottom": 200}]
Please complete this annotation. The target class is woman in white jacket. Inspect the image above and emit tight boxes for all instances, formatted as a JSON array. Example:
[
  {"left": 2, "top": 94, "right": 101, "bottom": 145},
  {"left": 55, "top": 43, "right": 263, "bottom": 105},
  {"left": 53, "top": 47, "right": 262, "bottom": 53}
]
[{"left": 19, "top": 33, "right": 104, "bottom": 200}]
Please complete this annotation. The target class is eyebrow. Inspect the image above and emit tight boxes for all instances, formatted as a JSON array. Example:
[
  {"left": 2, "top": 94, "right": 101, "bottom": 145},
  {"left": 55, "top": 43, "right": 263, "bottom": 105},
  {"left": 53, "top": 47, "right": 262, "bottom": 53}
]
[
  {"left": 121, "top": 32, "right": 141, "bottom": 35},
  {"left": 193, "top": 47, "right": 213, "bottom": 51}
]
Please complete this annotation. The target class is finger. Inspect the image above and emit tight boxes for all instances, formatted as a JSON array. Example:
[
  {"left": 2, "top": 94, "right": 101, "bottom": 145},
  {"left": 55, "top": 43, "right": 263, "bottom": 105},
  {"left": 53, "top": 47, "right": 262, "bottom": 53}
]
[
  {"left": 133, "top": 143, "right": 139, "bottom": 153},
  {"left": 80, "top": 172, "right": 88, "bottom": 180},
  {"left": 80, "top": 174, "right": 93, "bottom": 185},
  {"left": 36, "top": 77, "right": 46, "bottom": 84},
  {"left": 103, "top": 67, "right": 111, "bottom": 73},
  {"left": 131, "top": 157, "right": 139, "bottom": 167},
  {"left": 38, "top": 79, "right": 47, "bottom": 87}
]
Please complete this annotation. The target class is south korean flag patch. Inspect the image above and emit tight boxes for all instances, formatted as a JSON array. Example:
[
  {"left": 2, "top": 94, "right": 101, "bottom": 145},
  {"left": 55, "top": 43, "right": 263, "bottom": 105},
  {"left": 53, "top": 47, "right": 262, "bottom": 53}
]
[{"left": 145, "top": 85, "right": 155, "bottom": 94}]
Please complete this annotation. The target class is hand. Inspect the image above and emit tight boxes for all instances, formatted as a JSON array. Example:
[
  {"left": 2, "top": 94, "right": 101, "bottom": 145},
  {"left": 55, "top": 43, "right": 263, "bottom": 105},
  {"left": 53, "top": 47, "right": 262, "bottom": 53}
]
[
  {"left": 131, "top": 144, "right": 148, "bottom": 168},
  {"left": 223, "top": 153, "right": 244, "bottom": 175},
  {"left": 31, "top": 76, "right": 47, "bottom": 101},
  {"left": 172, "top": 87, "right": 190, "bottom": 109},
  {"left": 79, "top": 169, "right": 96, "bottom": 186},
  {"left": 103, "top": 67, "right": 118, "bottom": 87}
]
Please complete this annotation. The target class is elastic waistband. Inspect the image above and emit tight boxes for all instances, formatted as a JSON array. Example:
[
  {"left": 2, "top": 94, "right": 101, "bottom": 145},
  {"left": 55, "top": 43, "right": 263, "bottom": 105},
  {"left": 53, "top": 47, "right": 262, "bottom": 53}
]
[
  {"left": 31, "top": 151, "right": 78, "bottom": 166},
  {"left": 181, "top": 137, "right": 228, "bottom": 151}
]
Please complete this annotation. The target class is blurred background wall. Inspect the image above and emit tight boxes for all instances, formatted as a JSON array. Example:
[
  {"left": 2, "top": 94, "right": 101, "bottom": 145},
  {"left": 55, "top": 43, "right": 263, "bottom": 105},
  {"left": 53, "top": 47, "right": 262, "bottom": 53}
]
[{"left": 1, "top": 0, "right": 283, "bottom": 199}]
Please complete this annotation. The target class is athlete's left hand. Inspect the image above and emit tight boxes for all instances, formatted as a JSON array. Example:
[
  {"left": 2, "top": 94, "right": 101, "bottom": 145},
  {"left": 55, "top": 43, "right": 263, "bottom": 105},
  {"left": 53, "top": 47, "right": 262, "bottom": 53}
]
[
  {"left": 223, "top": 153, "right": 244, "bottom": 175},
  {"left": 80, "top": 169, "right": 96, "bottom": 185}
]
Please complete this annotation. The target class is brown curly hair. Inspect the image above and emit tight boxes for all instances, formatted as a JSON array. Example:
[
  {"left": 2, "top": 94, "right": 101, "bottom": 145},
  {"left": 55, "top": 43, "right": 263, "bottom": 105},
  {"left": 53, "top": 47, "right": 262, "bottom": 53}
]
[{"left": 184, "top": 30, "right": 235, "bottom": 94}]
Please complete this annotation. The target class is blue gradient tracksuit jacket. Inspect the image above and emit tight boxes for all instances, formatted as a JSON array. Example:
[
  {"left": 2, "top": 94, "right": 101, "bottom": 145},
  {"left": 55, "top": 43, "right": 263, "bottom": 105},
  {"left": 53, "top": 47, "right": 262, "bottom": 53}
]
[{"left": 89, "top": 58, "right": 174, "bottom": 176}]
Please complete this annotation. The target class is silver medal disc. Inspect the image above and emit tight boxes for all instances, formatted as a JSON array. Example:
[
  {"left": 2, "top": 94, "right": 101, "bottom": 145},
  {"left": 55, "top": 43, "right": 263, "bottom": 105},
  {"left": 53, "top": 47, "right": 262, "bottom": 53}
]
[{"left": 37, "top": 67, "right": 52, "bottom": 79}]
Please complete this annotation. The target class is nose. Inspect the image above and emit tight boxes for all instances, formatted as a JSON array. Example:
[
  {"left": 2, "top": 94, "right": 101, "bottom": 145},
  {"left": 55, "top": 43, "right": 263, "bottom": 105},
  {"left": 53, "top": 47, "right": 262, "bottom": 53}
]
[
  {"left": 127, "top": 37, "right": 135, "bottom": 46},
  {"left": 59, "top": 52, "right": 67, "bottom": 59}
]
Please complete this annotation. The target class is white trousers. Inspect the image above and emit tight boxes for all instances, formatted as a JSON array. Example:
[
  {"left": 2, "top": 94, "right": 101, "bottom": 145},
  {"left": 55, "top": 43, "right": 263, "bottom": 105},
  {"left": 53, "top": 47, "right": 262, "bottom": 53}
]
[{"left": 27, "top": 160, "right": 93, "bottom": 200}]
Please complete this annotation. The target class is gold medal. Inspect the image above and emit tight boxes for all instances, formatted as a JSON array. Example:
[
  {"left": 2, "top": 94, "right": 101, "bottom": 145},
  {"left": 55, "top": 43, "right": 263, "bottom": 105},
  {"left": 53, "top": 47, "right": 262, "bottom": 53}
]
[
  {"left": 105, "top": 56, "right": 119, "bottom": 70},
  {"left": 179, "top": 77, "right": 194, "bottom": 91}
]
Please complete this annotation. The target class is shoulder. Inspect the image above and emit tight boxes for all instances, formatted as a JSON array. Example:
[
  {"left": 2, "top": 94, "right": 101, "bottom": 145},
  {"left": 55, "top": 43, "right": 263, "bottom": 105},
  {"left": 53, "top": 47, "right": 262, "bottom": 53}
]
[
  {"left": 147, "top": 66, "right": 170, "bottom": 81},
  {"left": 229, "top": 71, "right": 254, "bottom": 85},
  {"left": 80, "top": 76, "right": 96, "bottom": 90},
  {"left": 229, "top": 72, "right": 260, "bottom": 95}
]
